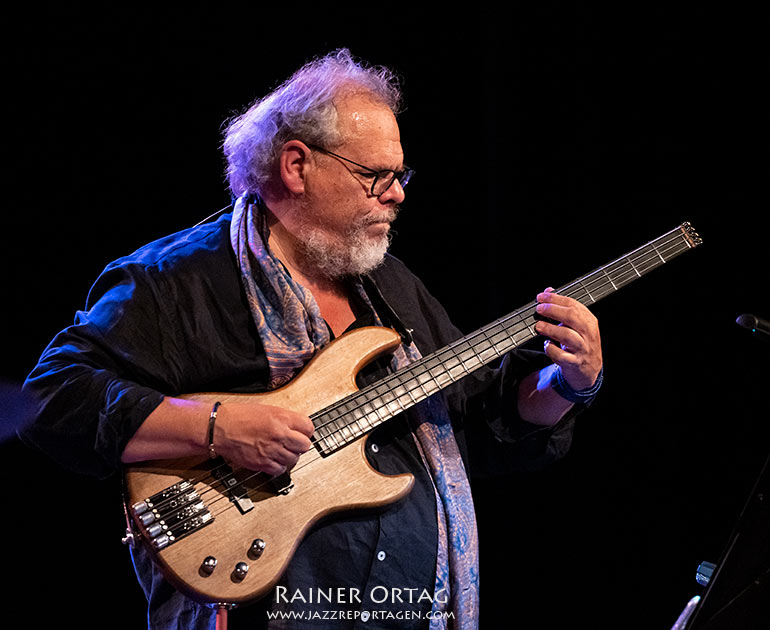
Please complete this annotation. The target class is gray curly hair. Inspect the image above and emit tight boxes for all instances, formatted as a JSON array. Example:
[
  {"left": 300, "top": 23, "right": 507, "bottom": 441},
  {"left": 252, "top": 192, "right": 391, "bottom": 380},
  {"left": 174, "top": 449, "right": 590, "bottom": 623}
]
[{"left": 222, "top": 49, "right": 403, "bottom": 199}]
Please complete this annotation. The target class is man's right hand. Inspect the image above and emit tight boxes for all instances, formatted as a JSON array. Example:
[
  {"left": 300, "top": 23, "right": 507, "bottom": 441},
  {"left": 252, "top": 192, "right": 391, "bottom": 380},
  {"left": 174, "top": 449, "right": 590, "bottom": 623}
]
[
  {"left": 213, "top": 402, "right": 314, "bottom": 475},
  {"left": 121, "top": 397, "right": 314, "bottom": 476}
]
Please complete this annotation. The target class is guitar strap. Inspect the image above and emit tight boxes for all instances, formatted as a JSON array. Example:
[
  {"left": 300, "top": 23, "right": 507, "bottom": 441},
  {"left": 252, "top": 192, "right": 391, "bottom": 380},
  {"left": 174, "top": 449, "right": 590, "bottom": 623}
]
[{"left": 360, "top": 272, "right": 414, "bottom": 345}]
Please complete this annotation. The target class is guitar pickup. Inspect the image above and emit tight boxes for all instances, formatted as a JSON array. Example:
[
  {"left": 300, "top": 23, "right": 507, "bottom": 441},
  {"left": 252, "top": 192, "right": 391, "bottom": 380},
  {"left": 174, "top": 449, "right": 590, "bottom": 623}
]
[{"left": 212, "top": 463, "right": 254, "bottom": 514}]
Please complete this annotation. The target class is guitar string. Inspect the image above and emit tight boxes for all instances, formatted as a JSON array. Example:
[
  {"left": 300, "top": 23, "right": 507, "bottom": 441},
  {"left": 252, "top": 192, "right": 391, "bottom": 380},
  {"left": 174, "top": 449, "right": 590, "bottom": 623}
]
[
  {"left": 155, "top": 231, "right": 698, "bottom": 529},
  {"left": 146, "top": 229, "right": 693, "bottom": 525},
  {"left": 309, "top": 229, "right": 690, "bottom": 439},
  {"left": 305, "top": 228, "right": 693, "bottom": 446},
  {"left": 144, "top": 228, "right": 693, "bottom": 524},
  {"left": 144, "top": 229, "right": 695, "bottom": 525},
  {"left": 199, "top": 230, "right": 696, "bottom": 520}
]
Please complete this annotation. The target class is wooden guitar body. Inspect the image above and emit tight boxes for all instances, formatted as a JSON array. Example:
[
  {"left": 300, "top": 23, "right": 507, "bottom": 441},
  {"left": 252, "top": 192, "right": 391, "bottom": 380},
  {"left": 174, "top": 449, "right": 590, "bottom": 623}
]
[{"left": 124, "top": 326, "right": 414, "bottom": 606}]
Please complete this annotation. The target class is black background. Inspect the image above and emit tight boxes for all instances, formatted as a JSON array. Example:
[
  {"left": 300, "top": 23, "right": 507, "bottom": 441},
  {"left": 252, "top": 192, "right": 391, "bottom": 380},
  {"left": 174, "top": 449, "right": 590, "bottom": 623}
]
[{"left": 2, "top": 4, "right": 767, "bottom": 629}]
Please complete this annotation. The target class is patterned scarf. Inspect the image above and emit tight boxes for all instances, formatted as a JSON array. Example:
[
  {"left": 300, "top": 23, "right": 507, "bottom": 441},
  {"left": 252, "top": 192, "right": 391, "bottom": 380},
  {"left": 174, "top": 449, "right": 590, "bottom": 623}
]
[{"left": 230, "top": 195, "right": 479, "bottom": 629}]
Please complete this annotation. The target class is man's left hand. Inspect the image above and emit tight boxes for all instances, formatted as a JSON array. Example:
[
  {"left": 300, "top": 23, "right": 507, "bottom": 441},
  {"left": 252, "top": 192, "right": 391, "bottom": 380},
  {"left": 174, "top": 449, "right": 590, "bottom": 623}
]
[{"left": 534, "top": 287, "right": 603, "bottom": 390}]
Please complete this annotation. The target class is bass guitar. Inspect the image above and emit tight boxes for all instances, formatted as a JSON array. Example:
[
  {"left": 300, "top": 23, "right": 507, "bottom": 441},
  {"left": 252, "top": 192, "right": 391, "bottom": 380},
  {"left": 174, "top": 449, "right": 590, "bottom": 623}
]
[{"left": 123, "top": 222, "right": 702, "bottom": 607}]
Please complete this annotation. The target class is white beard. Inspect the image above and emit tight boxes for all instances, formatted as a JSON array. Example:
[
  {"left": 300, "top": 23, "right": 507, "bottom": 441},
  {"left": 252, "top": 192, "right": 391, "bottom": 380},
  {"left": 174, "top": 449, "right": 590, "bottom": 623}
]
[{"left": 295, "top": 208, "right": 398, "bottom": 279}]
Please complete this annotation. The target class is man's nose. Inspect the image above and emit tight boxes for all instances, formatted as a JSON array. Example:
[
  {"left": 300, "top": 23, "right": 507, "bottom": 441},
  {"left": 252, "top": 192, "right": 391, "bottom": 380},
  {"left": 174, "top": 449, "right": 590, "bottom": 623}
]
[{"left": 378, "top": 178, "right": 406, "bottom": 205}]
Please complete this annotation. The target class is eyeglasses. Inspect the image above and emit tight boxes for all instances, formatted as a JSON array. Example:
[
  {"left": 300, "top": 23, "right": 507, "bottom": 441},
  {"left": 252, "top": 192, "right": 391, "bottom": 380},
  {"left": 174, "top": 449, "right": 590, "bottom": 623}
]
[{"left": 307, "top": 144, "right": 414, "bottom": 198}]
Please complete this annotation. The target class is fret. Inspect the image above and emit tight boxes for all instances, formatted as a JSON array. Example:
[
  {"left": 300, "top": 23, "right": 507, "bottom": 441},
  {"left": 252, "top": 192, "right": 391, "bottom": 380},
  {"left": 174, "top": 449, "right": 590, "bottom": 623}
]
[
  {"left": 389, "top": 380, "right": 410, "bottom": 403},
  {"left": 602, "top": 262, "right": 622, "bottom": 284},
  {"left": 351, "top": 409, "right": 374, "bottom": 436},
  {"left": 354, "top": 401, "right": 376, "bottom": 431},
  {"left": 439, "top": 351, "right": 463, "bottom": 377},
  {"left": 604, "top": 261, "right": 639, "bottom": 287},
  {"left": 476, "top": 346, "right": 498, "bottom": 365},
  {"left": 395, "top": 386, "right": 418, "bottom": 409},
  {"left": 332, "top": 414, "right": 349, "bottom": 444},
  {"left": 416, "top": 379, "right": 440, "bottom": 400},
  {"left": 494, "top": 326, "right": 517, "bottom": 351},
  {"left": 586, "top": 269, "right": 615, "bottom": 298},
  {"left": 421, "top": 354, "right": 442, "bottom": 374},
  {"left": 569, "top": 285, "right": 592, "bottom": 306},
  {"left": 349, "top": 407, "right": 370, "bottom": 437},
  {"left": 367, "top": 396, "right": 387, "bottom": 424},
  {"left": 627, "top": 255, "right": 642, "bottom": 278},
  {"left": 636, "top": 248, "right": 666, "bottom": 275},
  {"left": 473, "top": 331, "right": 504, "bottom": 365},
  {"left": 452, "top": 349, "right": 473, "bottom": 378},
  {"left": 401, "top": 372, "right": 419, "bottom": 405},
  {"left": 593, "top": 282, "right": 616, "bottom": 302},
  {"left": 323, "top": 421, "right": 342, "bottom": 449},
  {"left": 333, "top": 403, "right": 359, "bottom": 440},
  {"left": 634, "top": 243, "right": 658, "bottom": 266},
  {"left": 382, "top": 399, "right": 404, "bottom": 418},
  {"left": 478, "top": 330, "right": 510, "bottom": 364},
  {"left": 665, "top": 236, "right": 688, "bottom": 257},
  {"left": 429, "top": 367, "right": 454, "bottom": 390},
  {"left": 458, "top": 356, "right": 473, "bottom": 376},
  {"left": 336, "top": 415, "right": 355, "bottom": 443},
  {"left": 465, "top": 339, "right": 485, "bottom": 368},
  {"left": 500, "top": 313, "right": 534, "bottom": 347},
  {"left": 662, "top": 236, "right": 687, "bottom": 259},
  {"left": 380, "top": 382, "right": 407, "bottom": 416},
  {"left": 402, "top": 364, "right": 428, "bottom": 397},
  {"left": 512, "top": 329, "right": 534, "bottom": 346},
  {"left": 314, "top": 410, "right": 336, "bottom": 440},
  {"left": 372, "top": 381, "right": 395, "bottom": 408},
  {"left": 635, "top": 257, "right": 658, "bottom": 276},
  {"left": 579, "top": 280, "right": 596, "bottom": 303},
  {"left": 311, "top": 223, "right": 701, "bottom": 456},
  {"left": 442, "top": 364, "right": 461, "bottom": 384},
  {"left": 601, "top": 267, "right": 618, "bottom": 292},
  {"left": 651, "top": 241, "right": 666, "bottom": 264},
  {"left": 578, "top": 274, "right": 610, "bottom": 302},
  {"left": 477, "top": 328, "right": 499, "bottom": 360},
  {"left": 413, "top": 370, "right": 435, "bottom": 399},
  {"left": 526, "top": 319, "right": 538, "bottom": 337},
  {"left": 331, "top": 403, "right": 357, "bottom": 439},
  {"left": 455, "top": 346, "right": 483, "bottom": 372}
]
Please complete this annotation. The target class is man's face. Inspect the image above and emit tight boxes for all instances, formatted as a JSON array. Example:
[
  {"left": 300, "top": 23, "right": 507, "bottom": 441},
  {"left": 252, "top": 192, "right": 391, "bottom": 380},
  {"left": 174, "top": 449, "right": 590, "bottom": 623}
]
[{"left": 293, "top": 94, "right": 406, "bottom": 278}]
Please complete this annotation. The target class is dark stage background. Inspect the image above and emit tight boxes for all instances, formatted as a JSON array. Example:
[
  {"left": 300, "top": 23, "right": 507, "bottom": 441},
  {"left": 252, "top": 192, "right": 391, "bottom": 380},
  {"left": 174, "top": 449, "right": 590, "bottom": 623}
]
[{"left": 3, "top": 4, "right": 767, "bottom": 629}]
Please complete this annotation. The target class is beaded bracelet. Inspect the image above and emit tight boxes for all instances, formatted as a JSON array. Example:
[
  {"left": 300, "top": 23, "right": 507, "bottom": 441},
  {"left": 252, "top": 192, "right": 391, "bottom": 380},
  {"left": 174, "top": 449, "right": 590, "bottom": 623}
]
[
  {"left": 550, "top": 366, "right": 604, "bottom": 404},
  {"left": 208, "top": 401, "right": 222, "bottom": 459}
]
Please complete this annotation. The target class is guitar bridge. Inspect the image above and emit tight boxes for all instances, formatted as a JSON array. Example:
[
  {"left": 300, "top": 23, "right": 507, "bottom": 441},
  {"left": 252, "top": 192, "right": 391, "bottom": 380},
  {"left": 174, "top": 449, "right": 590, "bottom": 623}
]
[{"left": 130, "top": 480, "right": 214, "bottom": 550}]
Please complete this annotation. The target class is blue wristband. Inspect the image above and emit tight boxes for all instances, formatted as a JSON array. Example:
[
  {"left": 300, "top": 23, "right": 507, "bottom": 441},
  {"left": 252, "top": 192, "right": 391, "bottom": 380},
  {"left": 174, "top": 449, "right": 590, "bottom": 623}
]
[{"left": 550, "top": 365, "right": 603, "bottom": 404}]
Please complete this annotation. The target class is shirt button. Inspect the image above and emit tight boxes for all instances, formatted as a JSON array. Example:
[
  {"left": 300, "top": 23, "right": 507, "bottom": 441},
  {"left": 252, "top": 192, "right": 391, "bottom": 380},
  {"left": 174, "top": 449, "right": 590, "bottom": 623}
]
[
  {"left": 377, "top": 551, "right": 386, "bottom": 561},
  {"left": 361, "top": 611, "right": 370, "bottom": 622},
  {"left": 370, "top": 443, "right": 379, "bottom": 453}
]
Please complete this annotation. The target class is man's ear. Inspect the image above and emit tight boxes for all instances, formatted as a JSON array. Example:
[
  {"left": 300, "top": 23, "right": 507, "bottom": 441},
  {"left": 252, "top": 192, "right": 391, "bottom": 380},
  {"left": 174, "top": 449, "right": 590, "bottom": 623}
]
[{"left": 278, "top": 140, "right": 312, "bottom": 195}]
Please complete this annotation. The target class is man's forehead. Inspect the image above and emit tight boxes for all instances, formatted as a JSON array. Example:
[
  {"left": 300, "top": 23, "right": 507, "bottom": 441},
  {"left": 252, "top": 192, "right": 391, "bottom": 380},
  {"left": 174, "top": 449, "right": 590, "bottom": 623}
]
[{"left": 335, "top": 94, "right": 400, "bottom": 141}]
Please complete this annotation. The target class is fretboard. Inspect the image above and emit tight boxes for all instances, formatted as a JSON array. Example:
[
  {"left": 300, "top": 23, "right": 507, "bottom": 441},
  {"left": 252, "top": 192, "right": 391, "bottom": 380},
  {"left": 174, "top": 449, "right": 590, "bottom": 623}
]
[{"left": 312, "top": 222, "right": 702, "bottom": 456}]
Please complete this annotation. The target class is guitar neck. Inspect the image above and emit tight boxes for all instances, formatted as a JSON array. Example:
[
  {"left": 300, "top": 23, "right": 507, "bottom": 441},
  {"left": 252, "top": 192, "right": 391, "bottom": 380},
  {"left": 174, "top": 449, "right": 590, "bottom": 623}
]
[{"left": 312, "top": 222, "right": 702, "bottom": 455}]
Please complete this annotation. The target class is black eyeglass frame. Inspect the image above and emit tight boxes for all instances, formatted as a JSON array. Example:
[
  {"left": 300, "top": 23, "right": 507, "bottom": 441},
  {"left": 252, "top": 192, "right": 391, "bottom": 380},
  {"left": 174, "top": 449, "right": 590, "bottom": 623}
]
[{"left": 307, "top": 144, "right": 414, "bottom": 198}]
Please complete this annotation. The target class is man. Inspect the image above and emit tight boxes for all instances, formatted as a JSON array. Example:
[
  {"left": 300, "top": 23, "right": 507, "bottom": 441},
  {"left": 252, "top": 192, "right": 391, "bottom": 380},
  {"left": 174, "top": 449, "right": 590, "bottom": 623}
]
[{"left": 21, "top": 49, "right": 603, "bottom": 629}]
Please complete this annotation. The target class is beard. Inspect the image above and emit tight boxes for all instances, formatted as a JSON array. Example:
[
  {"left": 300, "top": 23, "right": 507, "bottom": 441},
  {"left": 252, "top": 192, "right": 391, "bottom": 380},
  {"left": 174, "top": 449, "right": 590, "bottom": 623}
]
[{"left": 293, "top": 205, "right": 399, "bottom": 280}]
